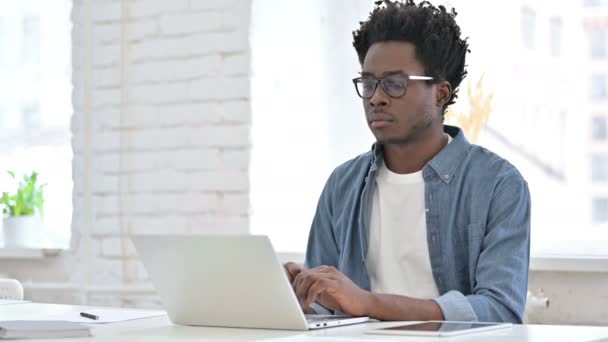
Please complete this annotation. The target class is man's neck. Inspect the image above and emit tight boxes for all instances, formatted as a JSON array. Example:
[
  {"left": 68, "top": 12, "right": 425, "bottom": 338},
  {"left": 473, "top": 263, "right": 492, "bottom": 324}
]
[{"left": 383, "top": 127, "right": 448, "bottom": 174}]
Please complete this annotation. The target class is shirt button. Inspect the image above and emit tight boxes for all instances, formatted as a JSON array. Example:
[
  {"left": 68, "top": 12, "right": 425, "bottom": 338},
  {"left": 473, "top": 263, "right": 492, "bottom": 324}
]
[
  {"left": 443, "top": 175, "right": 449, "bottom": 180},
  {"left": 431, "top": 234, "right": 436, "bottom": 242},
  {"left": 425, "top": 208, "right": 429, "bottom": 212}
]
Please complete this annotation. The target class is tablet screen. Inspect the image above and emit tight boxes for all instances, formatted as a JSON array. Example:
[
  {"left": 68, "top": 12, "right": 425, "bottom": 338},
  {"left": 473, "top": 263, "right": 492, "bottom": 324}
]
[{"left": 382, "top": 321, "right": 506, "bottom": 333}]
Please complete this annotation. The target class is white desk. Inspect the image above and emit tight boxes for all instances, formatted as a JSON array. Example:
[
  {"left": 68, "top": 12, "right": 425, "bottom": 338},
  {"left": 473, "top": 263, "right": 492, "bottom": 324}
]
[{"left": 2, "top": 303, "right": 608, "bottom": 341}]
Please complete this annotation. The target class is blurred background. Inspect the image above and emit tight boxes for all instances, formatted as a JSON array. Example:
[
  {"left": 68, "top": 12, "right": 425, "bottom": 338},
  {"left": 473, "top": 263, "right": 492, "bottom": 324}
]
[{"left": 0, "top": 0, "right": 606, "bottom": 325}]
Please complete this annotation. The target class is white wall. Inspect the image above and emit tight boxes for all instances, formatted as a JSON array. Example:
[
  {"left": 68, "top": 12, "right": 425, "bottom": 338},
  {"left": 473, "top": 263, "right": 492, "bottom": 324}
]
[
  {"left": 0, "top": 0, "right": 251, "bottom": 308},
  {"left": 529, "top": 271, "right": 608, "bottom": 325}
]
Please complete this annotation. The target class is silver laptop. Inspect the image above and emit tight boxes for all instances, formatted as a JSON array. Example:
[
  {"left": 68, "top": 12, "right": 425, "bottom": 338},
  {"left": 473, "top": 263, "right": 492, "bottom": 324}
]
[{"left": 132, "top": 235, "right": 369, "bottom": 330}]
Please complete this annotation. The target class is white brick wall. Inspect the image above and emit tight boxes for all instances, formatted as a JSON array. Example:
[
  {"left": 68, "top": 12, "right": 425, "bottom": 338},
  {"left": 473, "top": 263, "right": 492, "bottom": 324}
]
[
  {"left": 159, "top": 12, "right": 222, "bottom": 35},
  {"left": 45, "top": 0, "right": 252, "bottom": 307}
]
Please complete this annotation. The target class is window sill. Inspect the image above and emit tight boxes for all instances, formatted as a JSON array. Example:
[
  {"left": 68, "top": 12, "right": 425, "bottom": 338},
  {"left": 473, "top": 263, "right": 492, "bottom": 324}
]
[
  {"left": 277, "top": 252, "right": 608, "bottom": 273},
  {"left": 531, "top": 240, "right": 608, "bottom": 272},
  {"left": 530, "top": 255, "right": 608, "bottom": 273},
  {"left": 0, "top": 247, "right": 63, "bottom": 260},
  {"left": 3, "top": 249, "right": 606, "bottom": 272}
]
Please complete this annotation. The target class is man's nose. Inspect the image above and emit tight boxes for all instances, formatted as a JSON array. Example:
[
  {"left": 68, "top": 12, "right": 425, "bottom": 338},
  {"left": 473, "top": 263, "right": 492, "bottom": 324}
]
[{"left": 369, "top": 84, "right": 390, "bottom": 107}]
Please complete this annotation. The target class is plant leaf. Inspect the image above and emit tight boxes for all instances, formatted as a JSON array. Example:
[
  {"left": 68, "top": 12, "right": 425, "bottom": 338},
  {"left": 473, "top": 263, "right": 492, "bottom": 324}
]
[{"left": 2, "top": 170, "right": 45, "bottom": 217}]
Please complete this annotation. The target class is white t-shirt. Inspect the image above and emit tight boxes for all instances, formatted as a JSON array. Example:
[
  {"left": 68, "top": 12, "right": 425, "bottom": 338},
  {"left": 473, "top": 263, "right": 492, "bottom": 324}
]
[{"left": 366, "top": 134, "right": 452, "bottom": 299}]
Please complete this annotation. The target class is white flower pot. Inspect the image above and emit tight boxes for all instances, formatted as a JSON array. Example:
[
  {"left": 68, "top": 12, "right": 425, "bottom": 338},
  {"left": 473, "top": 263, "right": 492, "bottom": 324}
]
[{"left": 2, "top": 216, "right": 42, "bottom": 247}]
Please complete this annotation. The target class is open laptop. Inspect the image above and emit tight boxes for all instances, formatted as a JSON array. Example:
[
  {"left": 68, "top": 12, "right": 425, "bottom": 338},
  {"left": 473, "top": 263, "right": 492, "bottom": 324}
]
[{"left": 132, "top": 235, "right": 369, "bottom": 330}]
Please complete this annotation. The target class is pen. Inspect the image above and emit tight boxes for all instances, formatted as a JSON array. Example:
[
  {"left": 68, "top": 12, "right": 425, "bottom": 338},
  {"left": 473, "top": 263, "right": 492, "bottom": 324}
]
[{"left": 80, "top": 312, "right": 99, "bottom": 320}]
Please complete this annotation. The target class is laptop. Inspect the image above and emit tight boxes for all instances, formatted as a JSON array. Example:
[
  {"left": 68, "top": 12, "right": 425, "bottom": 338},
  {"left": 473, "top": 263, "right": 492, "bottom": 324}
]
[{"left": 132, "top": 234, "right": 369, "bottom": 330}]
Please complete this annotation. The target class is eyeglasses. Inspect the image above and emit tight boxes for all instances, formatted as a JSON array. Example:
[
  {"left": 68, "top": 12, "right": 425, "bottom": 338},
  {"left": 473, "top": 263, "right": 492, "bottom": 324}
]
[{"left": 352, "top": 74, "right": 434, "bottom": 99}]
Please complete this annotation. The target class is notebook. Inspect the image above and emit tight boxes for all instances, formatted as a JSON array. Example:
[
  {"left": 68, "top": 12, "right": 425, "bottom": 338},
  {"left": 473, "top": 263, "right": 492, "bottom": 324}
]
[
  {"left": 0, "top": 320, "right": 91, "bottom": 339},
  {"left": 0, "top": 300, "right": 29, "bottom": 305}
]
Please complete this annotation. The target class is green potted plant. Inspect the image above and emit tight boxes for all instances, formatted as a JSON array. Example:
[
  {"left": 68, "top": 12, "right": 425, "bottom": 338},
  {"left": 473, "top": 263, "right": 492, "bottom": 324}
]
[{"left": 1, "top": 171, "right": 46, "bottom": 247}]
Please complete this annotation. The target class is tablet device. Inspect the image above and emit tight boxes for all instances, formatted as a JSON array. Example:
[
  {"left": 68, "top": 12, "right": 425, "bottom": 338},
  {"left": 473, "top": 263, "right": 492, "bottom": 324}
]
[{"left": 366, "top": 321, "right": 512, "bottom": 337}]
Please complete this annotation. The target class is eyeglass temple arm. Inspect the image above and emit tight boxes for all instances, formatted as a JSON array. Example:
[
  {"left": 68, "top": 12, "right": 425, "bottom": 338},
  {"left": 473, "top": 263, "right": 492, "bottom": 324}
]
[{"left": 408, "top": 76, "right": 434, "bottom": 80}]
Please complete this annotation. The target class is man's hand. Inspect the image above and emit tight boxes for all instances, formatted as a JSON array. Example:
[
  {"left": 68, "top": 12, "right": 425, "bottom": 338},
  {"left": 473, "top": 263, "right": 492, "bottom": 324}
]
[
  {"left": 283, "top": 262, "right": 317, "bottom": 314},
  {"left": 292, "top": 265, "right": 372, "bottom": 317},
  {"left": 283, "top": 262, "right": 305, "bottom": 284}
]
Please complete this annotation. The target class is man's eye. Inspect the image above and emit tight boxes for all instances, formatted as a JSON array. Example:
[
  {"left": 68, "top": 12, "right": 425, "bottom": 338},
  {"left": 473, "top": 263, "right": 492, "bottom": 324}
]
[
  {"left": 386, "top": 81, "right": 405, "bottom": 90},
  {"left": 363, "top": 83, "right": 375, "bottom": 89}
]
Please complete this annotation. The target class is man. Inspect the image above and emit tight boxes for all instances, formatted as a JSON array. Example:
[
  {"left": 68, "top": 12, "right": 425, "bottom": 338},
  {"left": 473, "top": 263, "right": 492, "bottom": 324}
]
[{"left": 284, "top": 0, "right": 531, "bottom": 323}]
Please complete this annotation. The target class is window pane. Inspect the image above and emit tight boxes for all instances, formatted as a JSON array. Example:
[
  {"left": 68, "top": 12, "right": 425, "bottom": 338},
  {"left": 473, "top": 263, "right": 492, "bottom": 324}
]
[
  {"left": 0, "top": 1, "right": 72, "bottom": 248},
  {"left": 550, "top": 17, "right": 562, "bottom": 57},
  {"left": 592, "top": 74, "right": 608, "bottom": 100},
  {"left": 522, "top": 7, "right": 536, "bottom": 49},
  {"left": 585, "top": 0, "right": 608, "bottom": 7},
  {"left": 592, "top": 198, "right": 608, "bottom": 223},
  {"left": 0, "top": 19, "right": 4, "bottom": 65},
  {"left": 592, "top": 116, "right": 608, "bottom": 141},
  {"left": 585, "top": 0, "right": 599, "bottom": 7},
  {"left": 590, "top": 29, "right": 607, "bottom": 58},
  {"left": 592, "top": 155, "right": 608, "bottom": 181},
  {"left": 21, "top": 15, "right": 40, "bottom": 64}
]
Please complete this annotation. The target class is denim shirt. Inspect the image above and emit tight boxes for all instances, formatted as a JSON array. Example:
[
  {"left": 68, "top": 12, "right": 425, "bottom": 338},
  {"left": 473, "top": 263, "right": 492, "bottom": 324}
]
[{"left": 304, "top": 125, "right": 531, "bottom": 323}]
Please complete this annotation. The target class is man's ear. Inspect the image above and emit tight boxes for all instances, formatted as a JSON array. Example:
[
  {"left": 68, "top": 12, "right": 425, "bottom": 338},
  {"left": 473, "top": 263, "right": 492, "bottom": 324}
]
[{"left": 436, "top": 81, "right": 452, "bottom": 108}]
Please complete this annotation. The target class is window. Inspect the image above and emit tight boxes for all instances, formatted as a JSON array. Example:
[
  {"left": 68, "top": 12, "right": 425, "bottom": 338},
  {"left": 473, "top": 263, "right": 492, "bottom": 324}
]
[
  {"left": 592, "top": 155, "right": 608, "bottom": 181},
  {"left": 0, "top": 19, "right": 4, "bottom": 65},
  {"left": 592, "top": 116, "right": 608, "bottom": 141},
  {"left": 550, "top": 17, "right": 562, "bottom": 57},
  {"left": 21, "top": 15, "right": 40, "bottom": 64},
  {"left": 0, "top": 1, "right": 72, "bottom": 248},
  {"left": 251, "top": 0, "right": 608, "bottom": 257},
  {"left": 592, "top": 198, "right": 608, "bottom": 223},
  {"left": 21, "top": 103, "right": 41, "bottom": 135},
  {"left": 522, "top": 7, "right": 536, "bottom": 50},
  {"left": 250, "top": 0, "right": 375, "bottom": 252},
  {"left": 585, "top": 0, "right": 608, "bottom": 7},
  {"left": 592, "top": 74, "right": 608, "bottom": 100},
  {"left": 590, "top": 29, "right": 608, "bottom": 58}
]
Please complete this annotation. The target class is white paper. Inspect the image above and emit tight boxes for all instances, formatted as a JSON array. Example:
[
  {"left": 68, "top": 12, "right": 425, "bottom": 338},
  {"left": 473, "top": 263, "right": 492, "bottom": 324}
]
[
  {"left": 0, "top": 320, "right": 91, "bottom": 339},
  {"left": 55, "top": 308, "right": 167, "bottom": 324},
  {"left": 255, "top": 336, "right": 395, "bottom": 342},
  {"left": 0, "top": 300, "right": 29, "bottom": 305}
]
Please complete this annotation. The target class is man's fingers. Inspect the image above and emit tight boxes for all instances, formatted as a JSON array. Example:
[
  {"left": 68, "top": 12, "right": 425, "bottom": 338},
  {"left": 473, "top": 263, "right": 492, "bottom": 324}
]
[
  {"left": 304, "top": 278, "right": 331, "bottom": 308},
  {"left": 283, "top": 264, "right": 293, "bottom": 283},
  {"left": 283, "top": 262, "right": 304, "bottom": 284},
  {"left": 309, "top": 265, "right": 337, "bottom": 274},
  {"left": 294, "top": 272, "right": 316, "bottom": 303},
  {"left": 292, "top": 265, "right": 343, "bottom": 308}
]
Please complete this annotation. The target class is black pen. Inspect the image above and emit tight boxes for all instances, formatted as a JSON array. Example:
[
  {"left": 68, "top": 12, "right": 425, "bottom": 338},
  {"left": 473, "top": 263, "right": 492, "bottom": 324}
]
[{"left": 80, "top": 312, "right": 99, "bottom": 320}]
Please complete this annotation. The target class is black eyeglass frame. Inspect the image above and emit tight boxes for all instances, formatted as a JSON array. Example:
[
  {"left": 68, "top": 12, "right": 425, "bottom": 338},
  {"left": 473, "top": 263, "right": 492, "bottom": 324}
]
[{"left": 352, "top": 74, "right": 434, "bottom": 99}]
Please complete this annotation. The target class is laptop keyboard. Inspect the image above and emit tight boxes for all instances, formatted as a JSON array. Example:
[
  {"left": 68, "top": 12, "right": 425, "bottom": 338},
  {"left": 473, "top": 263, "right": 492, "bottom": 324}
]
[{"left": 305, "top": 314, "right": 352, "bottom": 323}]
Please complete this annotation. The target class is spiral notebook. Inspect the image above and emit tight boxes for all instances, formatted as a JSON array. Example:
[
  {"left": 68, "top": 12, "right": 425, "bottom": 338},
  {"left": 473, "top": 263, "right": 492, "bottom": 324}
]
[{"left": 0, "top": 320, "right": 91, "bottom": 339}]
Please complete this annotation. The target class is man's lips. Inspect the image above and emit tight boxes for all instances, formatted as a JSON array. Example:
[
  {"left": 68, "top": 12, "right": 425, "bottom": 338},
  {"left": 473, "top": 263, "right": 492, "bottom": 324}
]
[
  {"left": 370, "top": 119, "right": 392, "bottom": 128},
  {"left": 368, "top": 113, "right": 394, "bottom": 128}
]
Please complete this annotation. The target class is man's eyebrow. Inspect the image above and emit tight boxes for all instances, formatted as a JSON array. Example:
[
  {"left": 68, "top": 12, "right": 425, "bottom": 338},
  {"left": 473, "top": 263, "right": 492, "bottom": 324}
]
[{"left": 359, "top": 70, "right": 406, "bottom": 77}]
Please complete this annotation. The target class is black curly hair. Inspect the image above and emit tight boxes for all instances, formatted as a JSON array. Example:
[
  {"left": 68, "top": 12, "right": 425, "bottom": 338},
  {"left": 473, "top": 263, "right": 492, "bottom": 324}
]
[{"left": 353, "top": 0, "right": 470, "bottom": 112}]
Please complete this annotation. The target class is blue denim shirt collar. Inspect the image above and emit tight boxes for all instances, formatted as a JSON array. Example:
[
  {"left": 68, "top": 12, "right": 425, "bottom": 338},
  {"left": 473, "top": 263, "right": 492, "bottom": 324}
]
[{"left": 370, "top": 125, "right": 470, "bottom": 183}]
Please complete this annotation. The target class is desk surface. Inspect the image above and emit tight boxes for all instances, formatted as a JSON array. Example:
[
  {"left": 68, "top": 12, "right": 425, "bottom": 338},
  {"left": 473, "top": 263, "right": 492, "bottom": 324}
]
[{"left": 2, "top": 303, "right": 608, "bottom": 342}]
